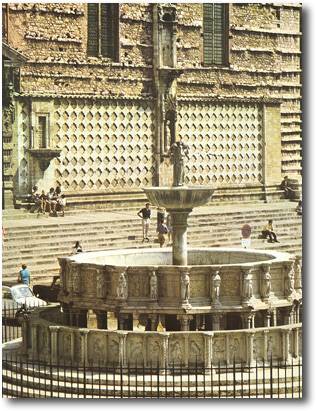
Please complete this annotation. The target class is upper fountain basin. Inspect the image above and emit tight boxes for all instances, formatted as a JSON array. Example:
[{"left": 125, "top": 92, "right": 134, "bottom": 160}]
[{"left": 143, "top": 186, "right": 214, "bottom": 210}]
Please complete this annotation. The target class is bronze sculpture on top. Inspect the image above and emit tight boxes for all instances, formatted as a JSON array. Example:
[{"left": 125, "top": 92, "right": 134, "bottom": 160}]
[{"left": 143, "top": 141, "right": 214, "bottom": 265}]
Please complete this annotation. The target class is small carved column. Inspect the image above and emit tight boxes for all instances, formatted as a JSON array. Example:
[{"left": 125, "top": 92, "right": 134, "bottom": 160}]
[
  {"left": 272, "top": 308, "right": 277, "bottom": 326},
  {"left": 241, "top": 312, "right": 254, "bottom": 329},
  {"left": 204, "top": 332, "right": 213, "bottom": 368},
  {"left": 211, "top": 270, "right": 221, "bottom": 307},
  {"left": 180, "top": 268, "right": 191, "bottom": 307},
  {"left": 242, "top": 268, "right": 254, "bottom": 306},
  {"left": 282, "top": 306, "right": 294, "bottom": 325},
  {"left": 79, "top": 329, "right": 89, "bottom": 366},
  {"left": 264, "top": 310, "right": 272, "bottom": 327},
  {"left": 118, "top": 332, "right": 127, "bottom": 367},
  {"left": 178, "top": 314, "right": 192, "bottom": 331},
  {"left": 261, "top": 264, "right": 271, "bottom": 301},
  {"left": 247, "top": 332, "right": 255, "bottom": 367},
  {"left": 49, "top": 326, "right": 59, "bottom": 364},
  {"left": 212, "top": 314, "right": 222, "bottom": 331}
]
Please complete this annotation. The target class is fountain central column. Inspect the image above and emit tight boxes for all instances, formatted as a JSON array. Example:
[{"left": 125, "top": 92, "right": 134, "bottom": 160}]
[{"left": 169, "top": 209, "right": 191, "bottom": 265}]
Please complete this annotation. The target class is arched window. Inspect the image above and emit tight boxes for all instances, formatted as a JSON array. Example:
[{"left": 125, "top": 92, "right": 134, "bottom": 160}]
[
  {"left": 203, "top": 3, "right": 229, "bottom": 66},
  {"left": 87, "top": 3, "right": 119, "bottom": 60}
]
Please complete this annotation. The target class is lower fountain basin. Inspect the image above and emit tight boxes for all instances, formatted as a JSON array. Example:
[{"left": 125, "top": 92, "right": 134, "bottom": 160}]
[{"left": 143, "top": 186, "right": 214, "bottom": 210}]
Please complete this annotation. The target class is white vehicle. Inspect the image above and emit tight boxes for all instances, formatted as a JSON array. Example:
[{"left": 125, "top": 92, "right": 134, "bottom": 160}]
[{"left": 2, "top": 284, "right": 47, "bottom": 318}]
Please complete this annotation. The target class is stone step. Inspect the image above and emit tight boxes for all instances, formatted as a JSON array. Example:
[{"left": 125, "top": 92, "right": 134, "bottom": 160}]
[
  {"left": 3, "top": 223, "right": 301, "bottom": 251},
  {"left": 2, "top": 227, "right": 302, "bottom": 262}
]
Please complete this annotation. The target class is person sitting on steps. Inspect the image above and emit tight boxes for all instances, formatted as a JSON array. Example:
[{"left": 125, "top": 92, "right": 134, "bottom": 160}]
[{"left": 261, "top": 219, "right": 280, "bottom": 243}]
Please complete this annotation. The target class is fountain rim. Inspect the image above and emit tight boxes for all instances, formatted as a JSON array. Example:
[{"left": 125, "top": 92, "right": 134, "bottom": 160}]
[{"left": 60, "top": 247, "right": 293, "bottom": 269}]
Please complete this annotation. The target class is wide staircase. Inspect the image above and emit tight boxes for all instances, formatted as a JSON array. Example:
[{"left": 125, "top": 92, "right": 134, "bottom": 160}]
[{"left": 2, "top": 201, "right": 302, "bottom": 286}]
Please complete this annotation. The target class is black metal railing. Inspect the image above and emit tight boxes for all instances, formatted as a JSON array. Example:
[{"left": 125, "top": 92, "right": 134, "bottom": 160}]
[
  {"left": 2, "top": 303, "right": 24, "bottom": 343},
  {"left": 2, "top": 352, "right": 302, "bottom": 399}
]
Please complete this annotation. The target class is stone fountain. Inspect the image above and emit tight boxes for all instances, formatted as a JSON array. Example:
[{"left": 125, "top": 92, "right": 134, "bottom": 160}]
[{"left": 144, "top": 141, "right": 214, "bottom": 265}]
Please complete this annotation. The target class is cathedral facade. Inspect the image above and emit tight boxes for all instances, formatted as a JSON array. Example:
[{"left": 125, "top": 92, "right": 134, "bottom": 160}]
[{"left": 2, "top": 3, "right": 302, "bottom": 208}]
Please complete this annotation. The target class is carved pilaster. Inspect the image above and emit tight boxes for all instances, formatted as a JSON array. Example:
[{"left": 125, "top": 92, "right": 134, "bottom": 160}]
[
  {"left": 247, "top": 332, "right": 255, "bottom": 367},
  {"left": 79, "top": 329, "right": 89, "bottom": 365},
  {"left": 161, "top": 333, "right": 169, "bottom": 368},
  {"left": 49, "top": 326, "right": 60, "bottom": 364},
  {"left": 31, "top": 325, "right": 38, "bottom": 359},
  {"left": 282, "top": 329, "right": 291, "bottom": 363},
  {"left": 204, "top": 333, "right": 213, "bottom": 368},
  {"left": 118, "top": 332, "right": 127, "bottom": 367}
]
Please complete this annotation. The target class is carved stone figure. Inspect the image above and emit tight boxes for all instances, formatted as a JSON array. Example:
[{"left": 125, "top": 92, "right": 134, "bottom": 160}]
[
  {"left": 170, "top": 141, "right": 189, "bottom": 187},
  {"left": 117, "top": 272, "right": 128, "bottom": 299},
  {"left": 150, "top": 270, "right": 158, "bottom": 300},
  {"left": 93, "top": 337, "right": 105, "bottom": 364},
  {"left": 190, "top": 340, "right": 201, "bottom": 362},
  {"left": 130, "top": 339, "right": 143, "bottom": 364},
  {"left": 284, "top": 261, "right": 295, "bottom": 297},
  {"left": 261, "top": 264, "right": 271, "bottom": 299},
  {"left": 242, "top": 269, "right": 253, "bottom": 301},
  {"left": 171, "top": 340, "right": 182, "bottom": 364},
  {"left": 212, "top": 271, "right": 221, "bottom": 305},
  {"left": 70, "top": 263, "right": 81, "bottom": 295},
  {"left": 96, "top": 270, "right": 106, "bottom": 299},
  {"left": 294, "top": 256, "right": 302, "bottom": 290},
  {"left": 180, "top": 271, "right": 190, "bottom": 302},
  {"left": 149, "top": 339, "right": 160, "bottom": 364}
]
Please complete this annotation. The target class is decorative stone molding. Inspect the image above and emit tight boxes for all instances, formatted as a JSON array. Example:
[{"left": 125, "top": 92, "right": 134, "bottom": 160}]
[
  {"left": 27, "top": 306, "right": 302, "bottom": 367},
  {"left": 58, "top": 249, "right": 296, "bottom": 312}
]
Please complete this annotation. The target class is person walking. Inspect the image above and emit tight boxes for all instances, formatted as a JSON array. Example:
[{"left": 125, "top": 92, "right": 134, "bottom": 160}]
[
  {"left": 261, "top": 220, "right": 280, "bottom": 243},
  {"left": 72, "top": 241, "right": 83, "bottom": 254},
  {"left": 137, "top": 203, "right": 151, "bottom": 242},
  {"left": 18, "top": 264, "right": 31, "bottom": 286},
  {"left": 157, "top": 220, "right": 168, "bottom": 248}
]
